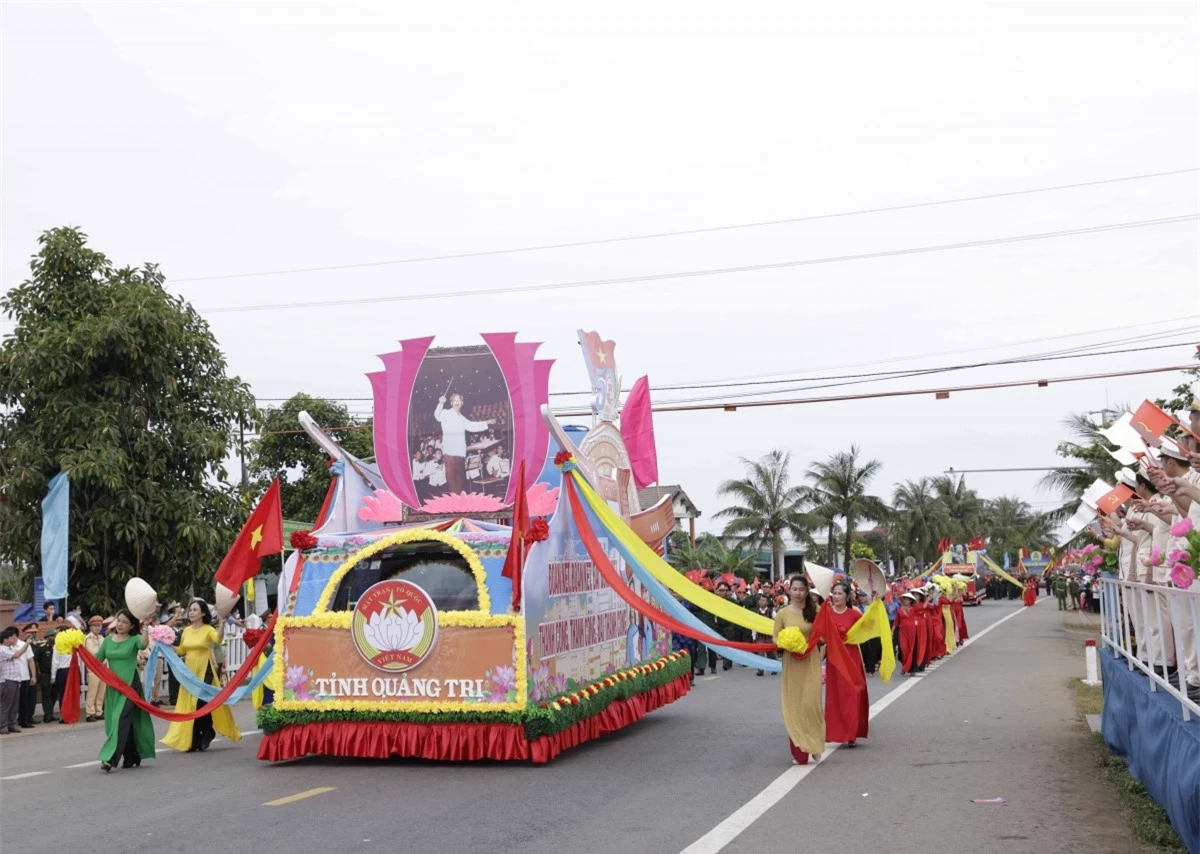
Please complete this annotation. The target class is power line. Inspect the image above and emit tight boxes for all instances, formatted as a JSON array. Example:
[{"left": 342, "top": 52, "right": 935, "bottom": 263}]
[
  {"left": 247, "top": 362, "right": 1194, "bottom": 434},
  {"left": 172, "top": 167, "right": 1200, "bottom": 283},
  {"left": 647, "top": 339, "right": 1198, "bottom": 405},
  {"left": 652, "top": 315, "right": 1200, "bottom": 385},
  {"left": 200, "top": 214, "right": 1200, "bottom": 314},
  {"left": 552, "top": 333, "right": 1198, "bottom": 398},
  {"left": 250, "top": 332, "right": 1197, "bottom": 405}
]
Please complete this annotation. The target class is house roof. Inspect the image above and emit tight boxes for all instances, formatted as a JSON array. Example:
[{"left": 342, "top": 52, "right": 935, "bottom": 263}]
[{"left": 637, "top": 485, "right": 701, "bottom": 519}]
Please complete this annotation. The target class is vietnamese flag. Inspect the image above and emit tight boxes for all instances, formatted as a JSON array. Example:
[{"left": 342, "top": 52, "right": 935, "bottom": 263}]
[
  {"left": 214, "top": 479, "right": 283, "bottom": 617},
  {"left": 1130, "top": 400, "right": 1174, "bottom": 445},
  {"left": 1094, "top": 484, "right": 1134, "bottom": 516}
]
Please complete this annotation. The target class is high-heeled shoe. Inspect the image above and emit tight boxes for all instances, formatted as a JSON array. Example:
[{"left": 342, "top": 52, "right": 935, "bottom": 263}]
[
  {"left": 100, "top": 762, "right": 112, "bottom": 773},
  {"left": 121, "top": 758, "right": 140, "bottom": 769}
]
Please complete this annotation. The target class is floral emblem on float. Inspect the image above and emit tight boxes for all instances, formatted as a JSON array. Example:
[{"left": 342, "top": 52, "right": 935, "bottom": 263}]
[{"left": 351, "top": 580, "right": 438, "bottom": 673}]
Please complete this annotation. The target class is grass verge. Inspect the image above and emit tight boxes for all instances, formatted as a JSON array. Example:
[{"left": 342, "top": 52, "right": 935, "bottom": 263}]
[{"left": 1067, "top": 678, "right": 1187, "bottom": 853}]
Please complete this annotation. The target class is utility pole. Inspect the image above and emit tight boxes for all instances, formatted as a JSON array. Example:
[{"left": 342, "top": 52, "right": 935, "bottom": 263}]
[{"left": 239, "top": 419, "right": 250, "bottom": 501}]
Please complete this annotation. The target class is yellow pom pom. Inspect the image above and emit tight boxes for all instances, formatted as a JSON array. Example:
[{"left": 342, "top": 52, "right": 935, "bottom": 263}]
[
  {"left": 777, "top": 626, "right": 807, "bottom": 654},
  {"left": 54, "top": 628, "right": 86, "bottom": 655}
]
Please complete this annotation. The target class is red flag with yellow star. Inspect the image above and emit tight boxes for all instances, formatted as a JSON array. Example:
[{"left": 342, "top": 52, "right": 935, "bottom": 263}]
[{"left": 214, "top": 479, "right": 283, "bottom": 616}]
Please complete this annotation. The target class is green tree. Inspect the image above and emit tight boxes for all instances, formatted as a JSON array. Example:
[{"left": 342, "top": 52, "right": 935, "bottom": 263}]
[
  {"left": 892, "top": 477, "right": 947, "bottom": 563},
  {"left": 980, "top": 496, "right": 1053, "bottom": 560},
  {"left": 667, "top": 533, "right": 758, "bottom": 581},
  {"left": 1039, "top": 409, "right": 1124, "bottom": 526},
  {"left": 805, "top": 445, "right": 889, "bottom": 572},
  {"left": 714, "top": 450, "right": 818, "bottom": 582},
  {"left": 931, "top": 474, "right": 984, "bottom": 542},
  {"left": 0, "top": 227, "right": 256, "bottom": 612},
  {"left": 248, "top": 393, "right": 375, "bottom": 523},
  {"left": 849, "top": 541, "right": 878, "bottom": 561}
]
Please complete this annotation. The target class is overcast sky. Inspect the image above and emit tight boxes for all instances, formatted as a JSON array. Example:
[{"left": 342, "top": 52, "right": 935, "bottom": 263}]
[{"left": 3, "top": 2, "right": 1198, "bottom": 536}]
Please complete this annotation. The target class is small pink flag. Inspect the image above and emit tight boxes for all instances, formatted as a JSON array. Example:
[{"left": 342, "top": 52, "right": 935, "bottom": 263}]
[{"left": 621, "top": 375, "right": 659, "bottom": 489}]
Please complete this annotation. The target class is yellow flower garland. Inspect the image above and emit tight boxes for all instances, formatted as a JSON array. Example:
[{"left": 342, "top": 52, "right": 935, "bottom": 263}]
[{"left": 313, "top": 528, "right": 492, "bottom": 615}]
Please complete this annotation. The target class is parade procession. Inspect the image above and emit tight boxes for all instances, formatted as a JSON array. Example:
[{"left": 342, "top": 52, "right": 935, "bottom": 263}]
[{"left": 2, "top": 4, "right": 1199, "bottom": 853}]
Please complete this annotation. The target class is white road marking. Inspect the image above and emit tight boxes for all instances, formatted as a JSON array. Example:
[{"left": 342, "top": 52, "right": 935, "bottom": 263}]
[
  {"left": 680, "top": 604, "right": 1034, "bottom": 854},
  {"left": 1, "top": 771, "right": 52, "bottom": 781},
  {"left": 64, "top": 761, "right": 100, "bottom": 768}
]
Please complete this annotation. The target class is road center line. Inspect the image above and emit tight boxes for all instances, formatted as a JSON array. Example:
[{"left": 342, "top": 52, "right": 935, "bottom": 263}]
[
  {"left": 680, "top": 603, "right": 1034, "bottom": 854},
  {"left": 263, "top": 786, "right": 337, "bottom": 807},
  {"left": 1, "top": 771, "right": 52, "bottom": 781},
  {"left": 64, "top": 761, "right": 100, "bottom": 768}
]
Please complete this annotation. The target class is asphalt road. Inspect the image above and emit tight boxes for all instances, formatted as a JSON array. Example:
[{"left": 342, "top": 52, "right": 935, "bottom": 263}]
[{"left": 0, "top": 597, "right": 1138, "bottom": 854}]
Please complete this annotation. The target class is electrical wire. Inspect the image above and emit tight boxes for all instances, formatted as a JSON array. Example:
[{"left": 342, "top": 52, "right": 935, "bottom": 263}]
[
  {"left": 171, "top": 167, "right": 1200, "bottom": 283},
  {"left": 250, "top": 329, "right": 1198, "bottom": 405},
  {"left": 246, "top": 362, "right": 1195, "bottom": 435},
  {"left": 645, "top": 339, "right": 1198, "bottom": 406},
  {"left": 198, "top": 214, "right": 1199, "bottom": 314}
]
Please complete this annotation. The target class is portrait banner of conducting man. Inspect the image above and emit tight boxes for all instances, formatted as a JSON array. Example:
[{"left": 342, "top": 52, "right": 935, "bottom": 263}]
[{"left": 407, "top": 345, "right": 515, "bottom": 506}]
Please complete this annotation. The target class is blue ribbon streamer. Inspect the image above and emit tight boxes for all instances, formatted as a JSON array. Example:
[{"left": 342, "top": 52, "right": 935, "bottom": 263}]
[
  {"left": 143, "top": 643, "right": 274, "bottom": 704},
  {"left": 576, "top": 499, "right": 782, "bottom": 673}
]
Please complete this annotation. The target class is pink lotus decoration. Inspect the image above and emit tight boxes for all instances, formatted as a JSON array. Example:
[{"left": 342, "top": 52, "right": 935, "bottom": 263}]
[
  {"left": 525, "top": 481, "right": 560, "bottom": 517},
  {"left": 1170, "top": 517, "right": 1194, "bottom": 538},
  {"left": 1170, "top": 562, "right": 1195, "bottom": 589},
  {"left": 420, "top": 492, "right": 509, "bottom": 514},
  {"left": 359, "top": 489, "right": 406, "bottom": 523}
]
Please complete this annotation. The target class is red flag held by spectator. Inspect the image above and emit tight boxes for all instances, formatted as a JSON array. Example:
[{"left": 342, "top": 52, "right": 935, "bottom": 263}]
[{"left": 1130, "top": 400, "right": 1174, "bottom": 445}]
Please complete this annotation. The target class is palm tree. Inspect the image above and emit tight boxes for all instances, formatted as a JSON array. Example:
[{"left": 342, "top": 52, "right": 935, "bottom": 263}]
[
  {"left": 1039, "top": 409, "right": 1124, "bottom": 525},
  {"left": 892, "top": 477, "right": 947, "bottom": 563},
  {"left": 667, "top": 533, "right": 758, "bottom": 580},
  {"left": 931, "top": 474, "right": 983, "bottom": 542},
  {"left": 805, "top": 445, "right": 889, "bottom": 572},
  {"left": 715, "top": 450, "right": 819, "bottom": 582}
]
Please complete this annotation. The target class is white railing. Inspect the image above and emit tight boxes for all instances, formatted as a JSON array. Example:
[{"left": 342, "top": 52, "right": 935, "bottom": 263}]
[{"left": 1098, "top": 576, "right": 1200, "bottom": 721}]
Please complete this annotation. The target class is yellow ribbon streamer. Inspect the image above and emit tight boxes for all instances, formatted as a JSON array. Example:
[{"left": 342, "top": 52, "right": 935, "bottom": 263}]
[
  {"left": 978, "top": 553, "right": 1025, "bottom": 590},
  {"left": 845, "top": 599, "right": 896, "bottom": 683},
  {"left": 572, "top": 471, "right": 775, "bottom": 635}
]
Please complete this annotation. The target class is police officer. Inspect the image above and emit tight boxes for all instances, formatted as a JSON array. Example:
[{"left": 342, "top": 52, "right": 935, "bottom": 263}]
[
  {"left": 1067, "top": 574, "right": 1081, "bottom": 612},
  {"left": 1054, "top": 571, "right": 1069, "bottom": 611},
  {"left": 32, "top": 628, "right": 56, "bottom": 722}
]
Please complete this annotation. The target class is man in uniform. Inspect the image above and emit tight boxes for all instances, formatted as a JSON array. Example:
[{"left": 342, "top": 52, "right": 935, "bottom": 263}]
[
  {"left": 32, "top": 626, "right": 56, "bottom": 722},
  {"left": 1054, "top": 571, "right": 1069, "bottom": 611},
  {"left": 1067, "top": 574, "right": 1081, "bottom": 611}
]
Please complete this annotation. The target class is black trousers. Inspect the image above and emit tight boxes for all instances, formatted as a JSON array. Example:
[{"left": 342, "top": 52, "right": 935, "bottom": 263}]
[
  {"left": 18, "top": 680, "right": 35, "bottom": 725},
  {"left": 40, "top": 675, "right": 57, "bottom": 720}
]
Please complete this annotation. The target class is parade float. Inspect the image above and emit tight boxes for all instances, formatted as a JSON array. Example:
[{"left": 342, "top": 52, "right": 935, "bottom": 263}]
[{"left": 254, "top": 331, "right": 710, "bottom": 763}]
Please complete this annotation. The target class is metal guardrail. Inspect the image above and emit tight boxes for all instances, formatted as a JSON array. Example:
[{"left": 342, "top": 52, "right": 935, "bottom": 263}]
[{"left": 1097, "top": 576, "right": 1200, "bottom": 722}]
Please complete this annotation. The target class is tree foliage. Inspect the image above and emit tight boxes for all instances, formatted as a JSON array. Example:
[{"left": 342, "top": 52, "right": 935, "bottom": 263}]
[
  {"left": 247, "top": 393, "right": 374, "bottom": 523},
  {"left": 667, "top": 533, "right": 758, "bottom": 581},
  {"left": 805, "top": 445, "right": 888, "bottom": 572},
  {"left": 0, "top": 227, "right": 256, "bottom": 611},
  {"left": 714, "top": 450, "right": 818, "bottom": 582},
  {"left": 891, "top": 477, "right": 947, "bottom": 563}
]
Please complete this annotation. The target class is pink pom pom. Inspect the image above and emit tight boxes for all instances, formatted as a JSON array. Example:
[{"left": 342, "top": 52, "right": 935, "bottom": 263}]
[
  {"left": 148, "top": 624, "right": 176, "bottom": 645},
  {"left": 1169, "top": 562, "right": 1195, "bottom": 590}
]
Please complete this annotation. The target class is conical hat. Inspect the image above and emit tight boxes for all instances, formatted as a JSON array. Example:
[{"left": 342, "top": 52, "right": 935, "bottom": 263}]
[{"left": 124, "top": 577, "right": 158, "bottom": 621}]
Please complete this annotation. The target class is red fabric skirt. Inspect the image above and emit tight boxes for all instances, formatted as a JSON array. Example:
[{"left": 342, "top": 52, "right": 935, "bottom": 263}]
[{"left": 825, "top": 644, "right": 869, "bottom": 742}]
